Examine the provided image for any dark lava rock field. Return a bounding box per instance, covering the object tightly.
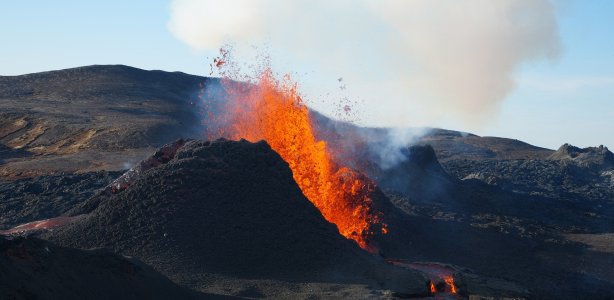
[0,235,206,300]
[1,65,613,299]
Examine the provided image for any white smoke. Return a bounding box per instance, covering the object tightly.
[167,0,560,129]
[368,127,434,170]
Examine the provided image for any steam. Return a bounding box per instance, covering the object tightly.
[371,127,433,170]
[168,0,560,129]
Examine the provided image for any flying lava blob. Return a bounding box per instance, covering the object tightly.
[199,55,386,251]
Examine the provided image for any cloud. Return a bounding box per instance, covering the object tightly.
[168,0,560,128]
[167,0,266,51]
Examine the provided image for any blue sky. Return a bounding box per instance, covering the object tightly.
[485,0,614,149]
[0,0,612,150]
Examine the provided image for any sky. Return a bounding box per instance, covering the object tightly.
[0,0,612,150]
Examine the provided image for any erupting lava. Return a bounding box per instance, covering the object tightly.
[444,276,458,294]
[201,65,386,250]
[430,281,437,294]
[428,277,457,295]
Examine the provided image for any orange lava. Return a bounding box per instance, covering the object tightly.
[444,276,458,294]
[204,70,385,250]
[429,281,437,294]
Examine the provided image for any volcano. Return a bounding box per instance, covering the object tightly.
[40,139,427,297]
[2,65,613,299]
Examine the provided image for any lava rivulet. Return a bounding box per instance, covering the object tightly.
[202,69,386,250]
[444,276,458,294]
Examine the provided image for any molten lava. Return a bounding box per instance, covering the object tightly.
[202,69,386,250]
[444,275,458,294]
[388,260,459,295]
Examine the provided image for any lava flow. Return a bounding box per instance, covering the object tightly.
[388,259,459,295]
[201,67,386,251]
[444,276,458,294]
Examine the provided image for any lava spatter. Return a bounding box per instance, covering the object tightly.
[201,62,386,250]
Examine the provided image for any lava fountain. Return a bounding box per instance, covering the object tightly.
[200,61,386,251]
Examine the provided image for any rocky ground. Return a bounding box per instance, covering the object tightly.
[0,65,210,178]
[0,235,210,300]
[1,65,612,299]
[43,139,429,297]
[313,99,614,299]
[0,171,121,228]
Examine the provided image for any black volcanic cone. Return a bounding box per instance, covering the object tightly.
[368,145,452,193]
[44,139,426,294]
[0,236,204,300]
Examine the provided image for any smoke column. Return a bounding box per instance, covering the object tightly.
[168,0,560,130]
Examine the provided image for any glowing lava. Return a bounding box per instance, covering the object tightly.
[444,275,458,294]
[201,69,386,250]
[388,260,459,295]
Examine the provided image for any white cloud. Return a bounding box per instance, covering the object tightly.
[167,0,266,50]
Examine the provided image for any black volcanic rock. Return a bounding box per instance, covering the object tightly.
[3,65,613,299]
[0,65,214,177]
[0,144,29,164]
[0,65,207,150]
[64,140,188,217]
[44,139,427,294]
[0,236,203,300]
[405,144,447,173]
[362,144,455,204]
[444,142,614,202]
[0,171,121,229]
[549,143,614,169]
[419,133,554,162]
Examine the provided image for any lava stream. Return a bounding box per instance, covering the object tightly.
[201,69,386,250]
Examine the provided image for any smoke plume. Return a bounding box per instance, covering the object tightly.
[168,0,560,129]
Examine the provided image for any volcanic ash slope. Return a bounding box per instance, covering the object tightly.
[0,236,204,300]
[44,139,427,296]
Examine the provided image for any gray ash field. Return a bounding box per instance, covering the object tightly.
[1,65,613,299]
